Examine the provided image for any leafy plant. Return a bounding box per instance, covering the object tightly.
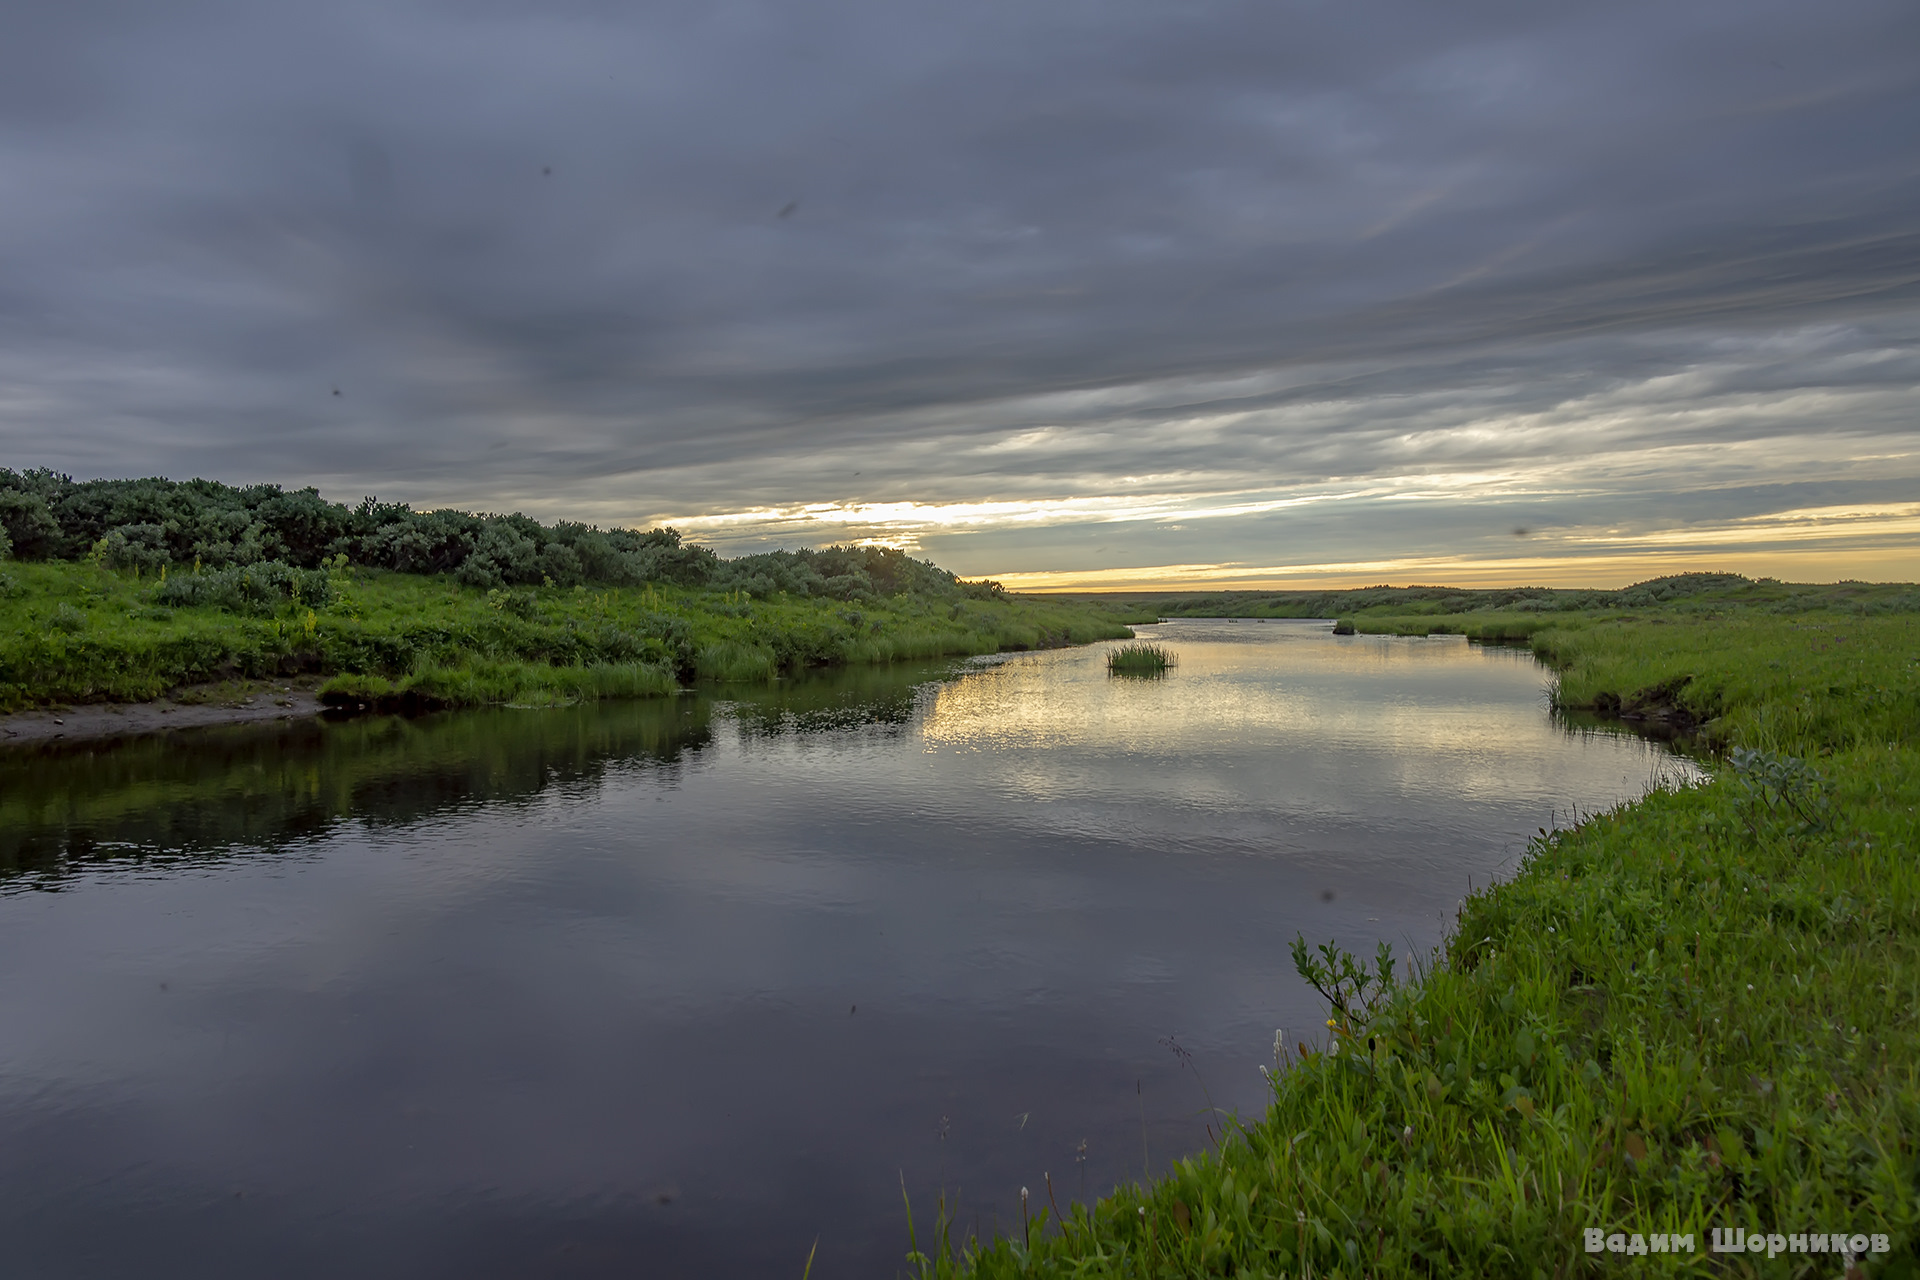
[1289,934,1399,1026]
[484,587,539,619]
[1725,745,1833,839]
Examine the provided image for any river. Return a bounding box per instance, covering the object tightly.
[0,619,1697,1278]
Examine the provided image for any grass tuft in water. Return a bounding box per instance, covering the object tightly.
[1107,643,1174,676]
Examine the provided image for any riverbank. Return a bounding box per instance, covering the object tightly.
[0,560,1142,715]
[0,676,326,745]
[938,609,1919,1276]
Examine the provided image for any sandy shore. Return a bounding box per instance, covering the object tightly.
[0,679,327,747]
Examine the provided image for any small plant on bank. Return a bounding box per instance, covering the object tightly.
[1107,643,1174,676]
[46,602,88,633]
[1725,745,1833,840]
[1289,934,1399,1025]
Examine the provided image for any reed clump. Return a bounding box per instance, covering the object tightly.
[1106,643,1174,676]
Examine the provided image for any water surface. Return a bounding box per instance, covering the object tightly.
[0,621,1694,1277]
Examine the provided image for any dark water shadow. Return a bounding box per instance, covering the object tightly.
[0,659,972,890]
[1549,705,1714,762]
[711,655,970,738]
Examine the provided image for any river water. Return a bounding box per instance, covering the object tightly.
[0,620,1695,1278]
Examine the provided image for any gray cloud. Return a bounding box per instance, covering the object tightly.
[2,0,1917,579]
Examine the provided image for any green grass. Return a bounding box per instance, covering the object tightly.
[1108,642,1176,675]
[316,659,681,711]
[923,606,1920,1278]
[0,559,1136,711]
[1536,614,1920,753]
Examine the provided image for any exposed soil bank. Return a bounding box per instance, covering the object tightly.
[0,679,325,747]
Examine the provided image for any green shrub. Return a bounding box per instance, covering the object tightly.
[97,523,170,573]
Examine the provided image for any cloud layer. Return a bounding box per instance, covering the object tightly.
[3,0,1917,584]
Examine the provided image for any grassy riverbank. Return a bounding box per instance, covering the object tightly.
[0,559,1140,712]
[933,607,1920,1276]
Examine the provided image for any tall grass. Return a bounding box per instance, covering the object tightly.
[841,626,998,666]
[694,640,778,683]
[929,608,1920,1276]
[319,660,680,710]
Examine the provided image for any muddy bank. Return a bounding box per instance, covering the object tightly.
[1586,674,1704,736]
[0,679,325,747]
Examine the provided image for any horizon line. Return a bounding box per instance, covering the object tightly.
[979,547,1920,593]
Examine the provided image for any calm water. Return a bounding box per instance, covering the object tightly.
[0,621,1695,1278]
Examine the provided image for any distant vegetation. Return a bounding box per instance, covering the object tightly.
[1100,571,1920,643]
[0,466,987,600]
[0,469,1141,711]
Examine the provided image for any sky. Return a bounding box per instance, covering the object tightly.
[2,0,1917,589]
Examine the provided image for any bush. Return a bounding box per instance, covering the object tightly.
[0,488,60,559]
[0,468,720,588]
[97,523,170,573]
[0,470,1010,613]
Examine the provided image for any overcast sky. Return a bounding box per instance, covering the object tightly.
[3,0,1917,587]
